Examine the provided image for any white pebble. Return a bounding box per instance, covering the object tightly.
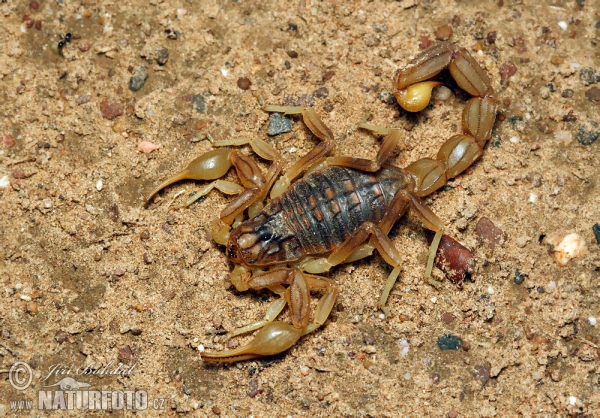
[509,136,519,143]
[515,237,528,248]
[20,295,32,301]
[300,366,310,376]
[569,396,576,405]
[399,340,409,357]
[549,233,586,266]
[548,281,556,291]
[555,131,572,145]
[487,285,494,295]
[558,21,568,31]
[403,373,411,380]
[379,313,385,319]
[197,344,205,352]
[430,297,437,303]
[529,193,538,203]
[434,85,452,101]
[220,66,229,77]
[589,317,597,326]
[0,175,9,188]
[96,180,103,191]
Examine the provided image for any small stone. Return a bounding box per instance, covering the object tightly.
[137,141,160,153]
[442,312,454,324]
[287,50,299,58]
[419,36,431,49]
[317,393,325,401]
[589,317,597,326]
[448,411,458,418]
[536,120,553,134]
[99,100,123,120]
[248,378,259,398]
[475,217,506,249]
[486,31,497,44]
[27,302,37,314]
[562,89,574,98]
[473,365,490,386]
[78,40,91,52]
[131,328,142,336]
[114,268,125,277]
[363,333,376,345]
[212,406,221,415]
[545,233,587,266]
[585,86,600,102]
[539,86,550,99]
[268,113,292,136]
[434,25,453,41]
[322,70,335,82]
[499,62,517,80]
[576,121,599,145]
[592,224,600,245]
[515,237,528,248]
[514,269,526,285]
[140,230,150,240]
[551,55,565,66]
[55,332,68,343]
[34,20,42,30]
[192,94,206,113]
[237,77,251,90]
[30,1,39,9]
[434,85,452,101]
[76,94,90,104]
[378,91,397,105]
[555,130,573,145]
[129,66,148,92]
[313,87,329,98]
[437,334,462,350]
[580,67,598,86]
[156,47,169,65]
[300,366,310,376]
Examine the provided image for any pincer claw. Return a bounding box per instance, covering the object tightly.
[201,322,303,363]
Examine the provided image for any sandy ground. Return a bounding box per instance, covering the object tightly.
[1,0,599,416]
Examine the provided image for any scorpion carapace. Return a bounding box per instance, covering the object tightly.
[146,42,498,362]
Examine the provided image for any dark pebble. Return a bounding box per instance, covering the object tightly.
[284,60,291,70]
[268,113,292,136]
[30,1,39,9]
[378,91,397,105]
[537,120,553,134]
[499,62,517,80]
[248,378,259,398]
[442,312,455,324]
[537,286,545,294]
[585,86,600,102]
[237,77,251,90]
[363,334,376,345]
[288,22,298,31]
[437,334,462,350]
[99,100,123,120]
[592,223,600,245]
[475,217,507,249]
[313,87,329,98]
[473,365,491,386]
[434,25,453,41]
[487,31,497,44]
[514,269,526,285]
[576,120,599,145]
[156,47,169,65]
[287,50,298,58]
[34,20,42,30]
[419,36,431,49]
[192,94,206,113]
[55,332,68,343]
[580,67,599,86]
[129,66,148,91]
[562,89,574,98]
[322,70,335,82]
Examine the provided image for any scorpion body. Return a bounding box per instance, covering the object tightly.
[146,42,498,362]
[228,166,408,267]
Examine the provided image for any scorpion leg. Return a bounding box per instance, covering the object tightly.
[202,268,338,362]
[263,105,335,198]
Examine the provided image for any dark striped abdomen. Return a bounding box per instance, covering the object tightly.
[279,166,403,256]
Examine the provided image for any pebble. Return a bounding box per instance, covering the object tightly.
[442,312,454,324]
[528,193,537,203]
[437,334,462,350]
[514,269,526,285]
[313,87,329,98]
[475,217,506,249]
[237,77,251,90]
[576,122,599,145]
[300,366,310,376]
[499,62,517,80]
[569,396,577,406]
[129,66,148,91]
[545,233,586,266]
[248,378,259,397]
[399,340,409,357]
[268,113,292,136]
[473,364,490,386]
[76,94,90,104]
[192,94,206,113]
[515,237,528,248]
[79,40,91,52]
[585,87,600,102]
[434,85,452,101]
[434,25,453,41]
[212,405,221,415]
[378,91,397,105]
[593,223,600,245]
[30,1,39,9]
[486,31,497,44]
[287,50,298,58]
[322,70,335,82]
[156,47,169,65]
[96,180,103,191]
[138,141,160,153]
[589,317,597,326]
[0,176,9,188]
[448,411,458,418]
[562,89,574,98]
[555,130,573,145]
[580,67,599,86]
[99,100,123,120]
[557,21,568,31]
[363,333,375,345]
[548,281,556,291]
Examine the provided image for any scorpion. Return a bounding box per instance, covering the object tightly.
[146,42,498,362]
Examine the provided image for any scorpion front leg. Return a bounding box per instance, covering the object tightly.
[201,268,339,363]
